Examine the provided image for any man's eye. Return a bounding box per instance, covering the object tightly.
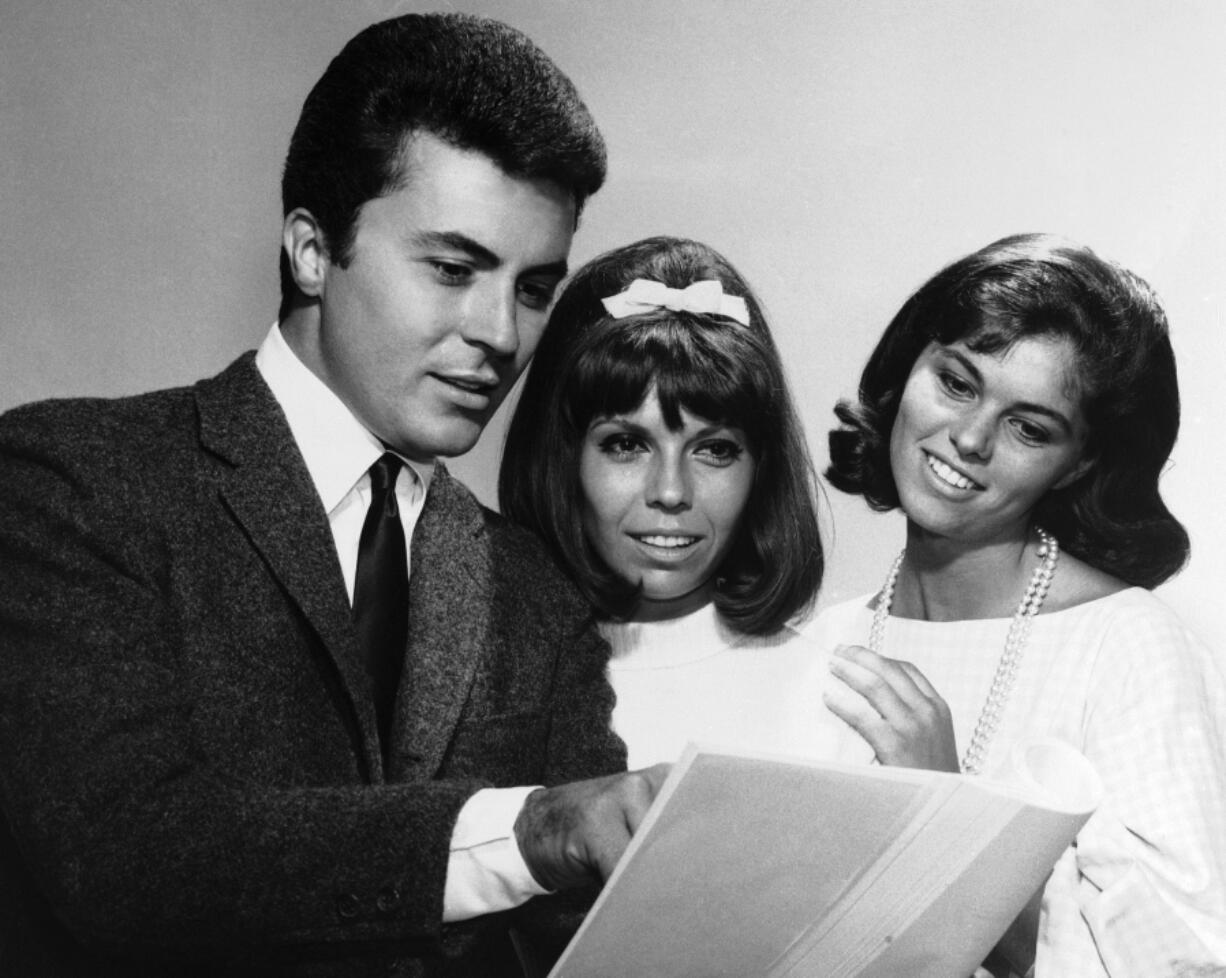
[430,261,471,284]
[518,280,558,311]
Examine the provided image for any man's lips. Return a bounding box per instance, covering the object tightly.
[433,372,500,407]
[434,372,499,393]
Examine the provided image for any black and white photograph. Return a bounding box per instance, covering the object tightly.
[2,3,1223,975]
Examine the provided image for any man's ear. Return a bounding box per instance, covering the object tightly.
[282,208,329,298]
[1052,454,1094,491]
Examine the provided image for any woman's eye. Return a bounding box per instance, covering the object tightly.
[1011,418,1050,445]
[695,439,744,466]
[597,434,645,458]
[938,370,974,398]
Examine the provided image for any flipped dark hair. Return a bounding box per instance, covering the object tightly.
[827,232,1188,588]
[278,12,606,320]
[500,236,824,635]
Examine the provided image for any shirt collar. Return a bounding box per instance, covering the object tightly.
[254,323,434,514]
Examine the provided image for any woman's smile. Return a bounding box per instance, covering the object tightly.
[579,386,755,611]
[923,451,984,492]
[633,533,702,552]
[890,336,1091,544]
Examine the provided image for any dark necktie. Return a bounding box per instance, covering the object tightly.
[353,453,409,751]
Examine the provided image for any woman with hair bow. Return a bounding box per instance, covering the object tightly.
[499,235,851,768]
[814,233,1226,976]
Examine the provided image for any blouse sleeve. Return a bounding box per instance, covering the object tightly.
[1065,599,1226,976]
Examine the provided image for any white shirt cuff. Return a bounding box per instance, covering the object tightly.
[443,785,551,922]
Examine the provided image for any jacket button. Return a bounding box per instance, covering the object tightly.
[335,892,361,920]
[376,885,403,914]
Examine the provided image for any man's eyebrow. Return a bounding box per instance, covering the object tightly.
[527,257,570,280]
[409,230,568,278]
[410,230,499,266]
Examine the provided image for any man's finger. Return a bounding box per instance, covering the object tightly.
[624,763,670,834]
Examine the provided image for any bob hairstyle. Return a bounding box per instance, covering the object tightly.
[827,232,1188,588]
[500,236,823,635]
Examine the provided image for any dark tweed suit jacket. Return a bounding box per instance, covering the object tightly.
[0,353,625,977]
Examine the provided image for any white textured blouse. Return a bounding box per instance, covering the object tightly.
[807,588,1226,977]
[601,603,871,770]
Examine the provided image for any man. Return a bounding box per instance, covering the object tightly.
[0,14,662,977]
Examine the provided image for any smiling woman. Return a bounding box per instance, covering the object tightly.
[889,334,1092,551]
[499,236,852,769]
[578,390,756,621]
[813,233,1226,976]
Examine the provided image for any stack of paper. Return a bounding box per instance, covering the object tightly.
[549,739,1100,978]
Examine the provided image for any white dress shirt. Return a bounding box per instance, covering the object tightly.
[255,324,546,922]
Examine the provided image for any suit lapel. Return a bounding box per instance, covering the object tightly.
[194,354,383,772]
[390,465,489,782]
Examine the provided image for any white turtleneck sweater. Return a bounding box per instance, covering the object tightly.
[601,603,869,769]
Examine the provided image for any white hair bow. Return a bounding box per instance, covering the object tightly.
[600,278,750,326]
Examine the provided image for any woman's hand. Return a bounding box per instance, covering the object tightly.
[824,644,960,772]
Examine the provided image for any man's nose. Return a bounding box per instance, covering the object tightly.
[464,285,519,357]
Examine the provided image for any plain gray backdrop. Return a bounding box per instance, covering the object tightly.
[2,0,1223,653]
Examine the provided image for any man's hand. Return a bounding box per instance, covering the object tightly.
[825,644,960,772]
[513,765,671,891]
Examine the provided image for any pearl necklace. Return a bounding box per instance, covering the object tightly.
[869,528,1059,775]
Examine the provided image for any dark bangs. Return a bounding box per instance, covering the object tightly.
[562,314,772,447]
